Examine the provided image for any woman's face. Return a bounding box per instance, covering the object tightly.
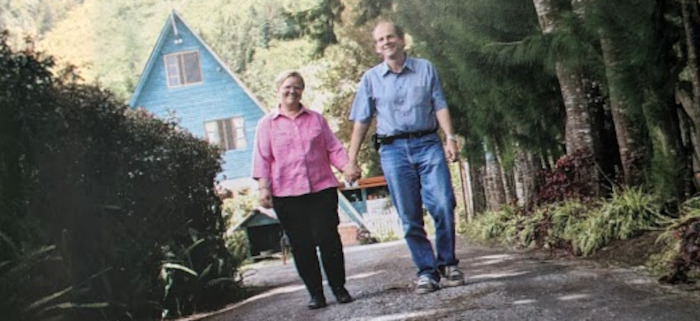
[277,76,304,106]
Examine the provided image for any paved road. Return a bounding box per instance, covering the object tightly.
[187,238,700,321]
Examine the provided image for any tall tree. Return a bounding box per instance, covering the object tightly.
[593,0,649,185]
[533,0,596,155]
[677,0,700,179]
[641,0,692,201]
[392,0,565,205]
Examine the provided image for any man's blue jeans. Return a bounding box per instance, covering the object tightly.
[379,133,458,281]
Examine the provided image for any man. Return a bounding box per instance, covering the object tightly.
[344,20,465,294]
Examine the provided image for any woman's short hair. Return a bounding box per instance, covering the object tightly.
[274,70,305,90]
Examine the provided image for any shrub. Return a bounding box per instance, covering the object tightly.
[519,201,587,252]
[464,187,665,258]
[573,187,663,256]
[657,196,700,284]
[0,32,241,320]
[464,206,519,243]
[531,149,598,207]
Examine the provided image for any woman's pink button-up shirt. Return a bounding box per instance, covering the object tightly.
[252,107,348,197]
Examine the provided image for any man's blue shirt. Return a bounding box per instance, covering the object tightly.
[349,57,448,136]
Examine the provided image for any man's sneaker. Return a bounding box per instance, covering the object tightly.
[440,265,465,287]
[415,275,439,294]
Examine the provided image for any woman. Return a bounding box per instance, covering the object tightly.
[252,71,353,309]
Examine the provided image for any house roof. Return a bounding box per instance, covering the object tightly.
[128,9,267,114]
[232,206,279,231]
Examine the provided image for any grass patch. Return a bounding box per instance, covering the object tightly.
[463,187,693,280]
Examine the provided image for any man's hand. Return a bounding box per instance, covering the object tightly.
[444,139,459,163]
[343,161,362,183]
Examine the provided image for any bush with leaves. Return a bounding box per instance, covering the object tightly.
[466,187,665,257]
[657,196,700,284]
[464,206,520,243]
[531,149,599,207]
[572,188,663,256]
[0,32,242,320]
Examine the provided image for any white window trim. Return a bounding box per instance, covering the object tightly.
[164,50,203,88]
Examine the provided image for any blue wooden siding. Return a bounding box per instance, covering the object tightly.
[130,13,265,182]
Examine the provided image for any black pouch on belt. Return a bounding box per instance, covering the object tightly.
[372,133,381,151]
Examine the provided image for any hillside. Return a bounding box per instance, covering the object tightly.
[9,0,323,104]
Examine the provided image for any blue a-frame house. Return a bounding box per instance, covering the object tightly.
[129,10,266,190]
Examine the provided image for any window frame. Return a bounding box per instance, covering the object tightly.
[164,50,203,87]
[204,116,247,151]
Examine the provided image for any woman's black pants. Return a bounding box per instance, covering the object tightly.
[272,188,346,296]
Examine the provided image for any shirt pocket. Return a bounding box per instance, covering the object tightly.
[271,129,294,154]
[305,123,324,148]
[408,85,430,107]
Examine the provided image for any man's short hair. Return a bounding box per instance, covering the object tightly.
[375,20,405,39]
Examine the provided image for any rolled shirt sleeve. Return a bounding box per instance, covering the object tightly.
[349,57,448,136]
[251,116,272,181]
[320,116,349,171]
[252,107,348,197]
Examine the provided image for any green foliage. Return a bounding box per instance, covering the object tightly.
[0,245,100,321]
[656,196,700,284]
[221,191,259,261]
[160,234,241,319]
[0,35,241,320]
[394,0,565,166]
[283,0,344,56]
[466,188,664,257]
[225,231,251,265]
[0,0,83,48]
[573,188,663,256]
[464,206,519,243]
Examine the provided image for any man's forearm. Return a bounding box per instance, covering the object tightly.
[435,108,455,136]
[348,122,370,162]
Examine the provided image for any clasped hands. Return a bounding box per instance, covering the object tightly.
[342,161,362,185]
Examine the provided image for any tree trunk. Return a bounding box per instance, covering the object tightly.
[514,146,538,207]
[642,0,693,201]
[534,0,605,197]
[494,145,516,205]
[469,163,488,215]
[533,0,596,155]
[459,160,474,222]
[599,33,646,185]
[679,0,700,183]
[484,150,506,211]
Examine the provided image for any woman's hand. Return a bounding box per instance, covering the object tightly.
[342,161,362,183]
[258,186,273,209]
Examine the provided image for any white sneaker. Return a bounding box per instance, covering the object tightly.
[415,275,439,294]
[441,265,465,287]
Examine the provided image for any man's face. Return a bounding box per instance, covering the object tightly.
[373,22,405,60]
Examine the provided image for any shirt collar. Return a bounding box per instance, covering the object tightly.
[380,57,414,76]
[272,104,308,119]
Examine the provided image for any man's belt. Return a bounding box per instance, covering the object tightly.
[372,129,437,150]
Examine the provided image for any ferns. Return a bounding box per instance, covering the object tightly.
[467,187,663,256]
[465,206,519,242]
[575,188,663,255]
[655,196,700,283]
[466,189,700,283]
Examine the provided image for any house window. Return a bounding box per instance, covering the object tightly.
[164,51,202,87]
[205,117,247,150]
